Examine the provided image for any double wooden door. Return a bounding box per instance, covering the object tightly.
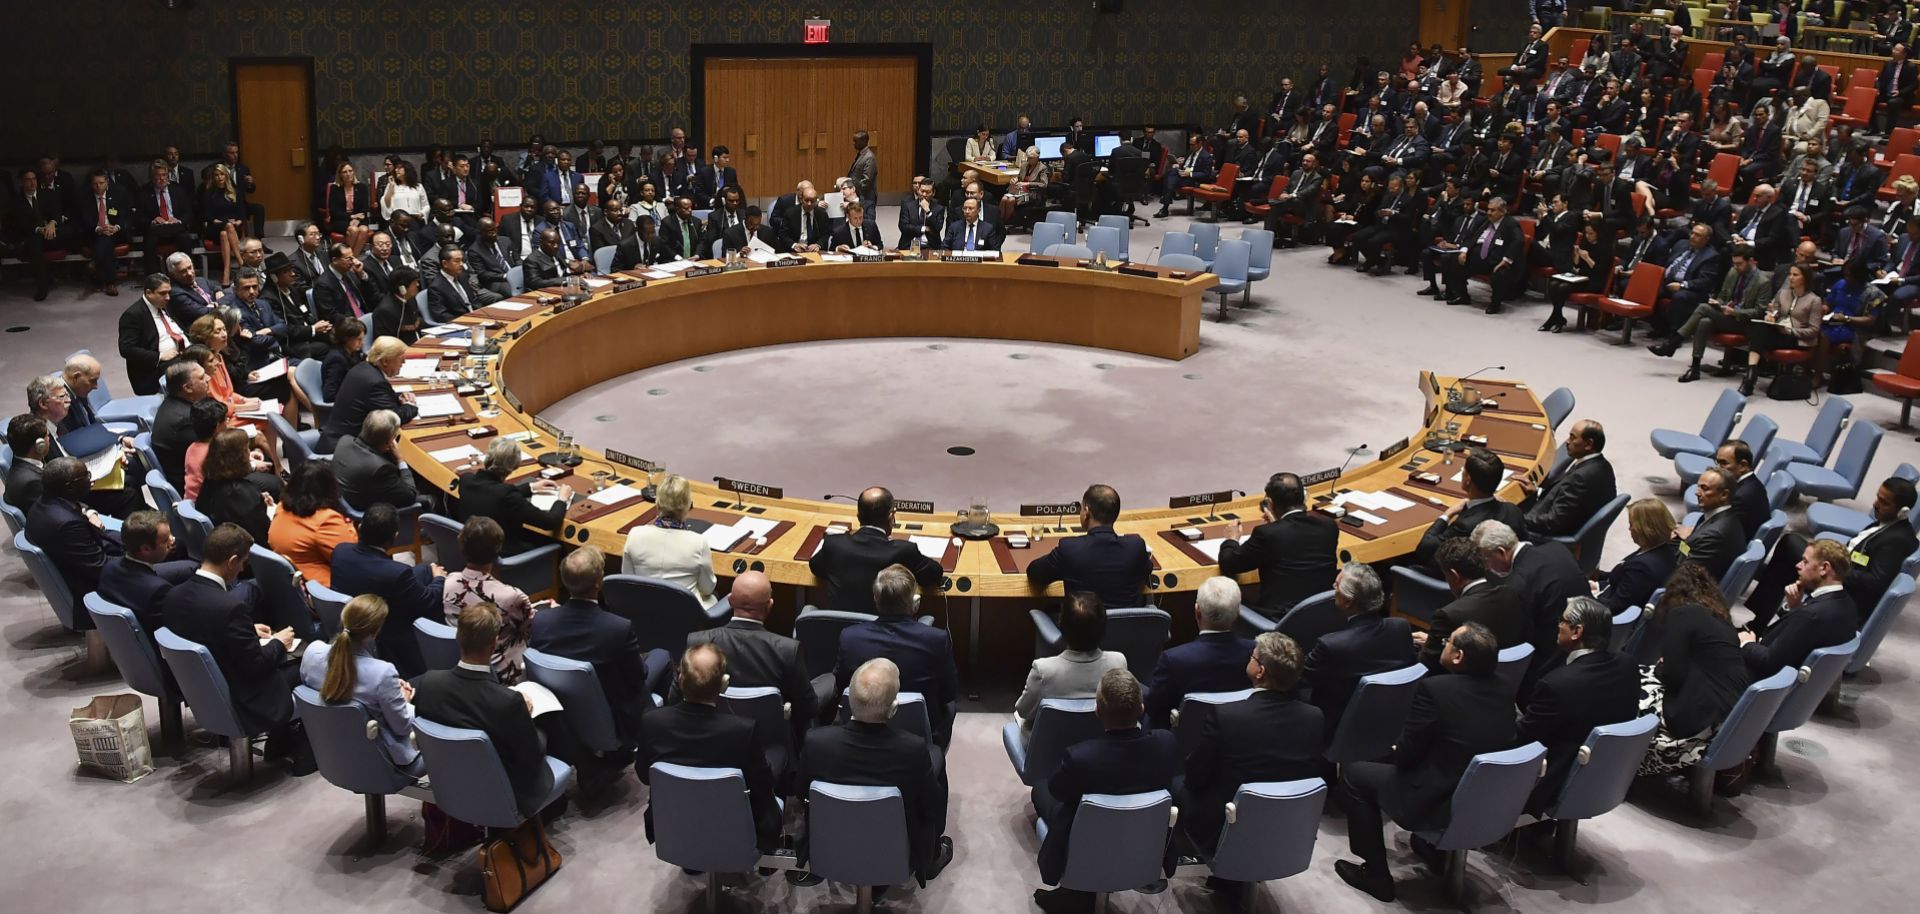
[703,57,917,199]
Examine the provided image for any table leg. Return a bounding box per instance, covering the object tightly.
[968,596,982,701]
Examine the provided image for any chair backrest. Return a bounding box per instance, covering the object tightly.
[1390,565,1451,624]
[247,544,310,637]
[1173,689,1253,758]
[1190,222,1221,261]
[1495,642,1534,695]
[836,689,933,742]
[1096,214,1130,235]
[1213,238,1251,282]
[592,245,616,274]
[1852,572,1913,674]
[0,499,22,537]
[1056,790,1175,893]
[267,411,319,470]
[1542,386,1576,431]
[1564,493,1631,575]
[1756,510,1788,554]
[648,763,765,873]
[1432,741,1546,851]
[793,608,877,680]
[413,617,459,670]
[1274,590,1343,654]
[1208,779,1326,883]
[1719,540,1766,605]
[1325,663,1426,762]
[1734,413,1780,464]
[1802,395,1854,463]
[1044,210,1078,236]
[602,573,711,656]
[412,717,528,829]
[1240,228,1274,271]
[1158,253,1207,275]
[418,513,465,571]
[719,685,791,750]
[293,359,330,414]
[304,579,351,641]
[1765,470,1796,512]
[1699,666,1799,772]
[1832,420,1885,492]
[1700,387,1746,443]
[523,647,623,752]
[358,313,376,353]
[292,685,418,796]
[1896,331,1920,380]
[506,264,525,295]
[1103,607,1172,674]
[1160,231,1195,261]
[1546,715,1658,821]
[1609,604,1643,653]
[1769,634,1861,734]
[808,782,913,888]
[1031,221,1068,256]
[1045,243,1095,259]
[154,627,251,739]
[13,531,83,631]
[1019,697,1104,781]
[84,592,173,699]
[1086,226,1124,262]
[144,468,180,524]
[132,432,161,478]
[413,290,431,326]
[174,499,213,561]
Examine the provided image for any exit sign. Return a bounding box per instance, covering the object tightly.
[804,19,830,43]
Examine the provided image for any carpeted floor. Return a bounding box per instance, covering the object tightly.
[1,206,1916,913]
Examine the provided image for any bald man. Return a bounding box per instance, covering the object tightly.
[639,643,782,852]
[808,486,943,613]
[687,570,824,746]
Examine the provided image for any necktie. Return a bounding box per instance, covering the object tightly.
[800,214,809,243]
[156,306,185,351]
[1731,270,1748,302]
[457,180,467,207]
[1479,224,1495,257]
[449,273,468,303]
[853,226,863,248]
[1904,242,1917,275]
[1669,249,1694,280]
[1796,183,1809,210]
[97,196,108,229]
[193,281,211,306]
[715,167,723,191]
[158,189,171,221]
[337,273,363,317]
[1850,232,1862,257]
[966,223,977,251]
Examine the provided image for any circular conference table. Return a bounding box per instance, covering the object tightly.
[395,252,1556,611]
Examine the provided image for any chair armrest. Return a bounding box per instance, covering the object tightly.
[1029,608,1064,653]
[1237,604,1278,634]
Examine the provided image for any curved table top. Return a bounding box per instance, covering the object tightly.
[396,253,1554,598]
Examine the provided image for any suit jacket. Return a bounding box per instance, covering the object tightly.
[1037,728,1179,884]
[8,186,64,240]
[73,189,133,243]
[149,394,196,490]
[1732,202,1794,265]
[611,232,671,270]
[414,664,553,817]
[1780,176,1833,225]
[331,434,417,511]
[1303,613,1417,732]
[799,720,944,877]
[660,213,706,260]
[136,182,193,232]
[4,459,43,512]
[640,702,780,850]
[944,217,1003,251]
[1015,649,1128,726]
[828,220,885,251]
[1509,541,1594,651]
[522,249,570,288]
[1181,690,1324,851]
[369,293,420,345]
[1386,672,1517,831]
[1683,505,1746,580]
[808,525,943,613]
[467,235,519,283]
[1422,579,1531,668]
[97,556,197,636]
[1597,542,1681,613]
[1880,58,1920,99]
[720,223,780,256]
[589,216,633,253]
[1026,526,1152,610]
[167,276,223,329]
[455,471,567,556]
[1416,498,1528,569]
[426,269,489,323]
[324,182,370,235]
[360,253,401,297]
[691,164,741,207]
[311,267,376,323]
[1523,454,1617,539]
[848,148,878,203]
[329,542,440,678]
[1843,518,1919,617]
[160,574,291,732]
[1144,631,1255,728]
[318,360,416,453]
[530,598,655,742]
[1834,224,1891,269]
[1517,650,1642,812]
[898,200,946,248]
[687,618,818,728]
[24,495,124,599]
[1732,473,1770,541]
[1217,510,1339,613]
[833,616,960,746]
[1662,243,1723,297]
[1744,589,1858,677]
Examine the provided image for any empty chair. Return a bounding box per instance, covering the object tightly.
[1757,634,1862,775]
[1159,231,1196,261]
[1323,664,1426,763]
[413,617,459,670]
[1200,778,1325,884]
[358,313,375,353]
[808,782,913,912]
[1036,790,1174,906]
[1190,221,1221,266]
[1029,606,1171,676]
[418,512,561,598]
[305,580,351,641]
[12,531,91,640]
[1044,210,1078,239]
[1673,413,1779,487]
[648,762,775,908]
[1537,715,1659,868]
[413,717,573,832]
[1045,243,1095,260]
[1769,395,1853,465]
[794,607,877,681]
[1239,228,1274,283]
[293,358,331,428]
[1096,214,1133,258]
[1784,420,1884,502]
[1413,742,1548,900]
[0,498,22,536]
[1086,225,1125,262]
[1850,573,1915,674]
[292,685,433,845]
[592,245,616,274]
[1390,566,1452,624]
[1272,590,1344,653]
[247,545,314,639]
[1805,463,1920,537]
[1542,386,1576,431]
[266,411,325,469]
[522,648,625,754]
[1206,238,1250,316]
[1650,388,1745,458]
[144,468,180,525]
[85,593,184,751]
[506,264,525,295]
[154,627,267,783]
[1553,493,1630,575]
[1494,643,1534,695]
[1031,220,1068,256]
[1755,510,1788,553]
[1609,605,1644,653]
[1004,698,1102,785]
[174,499,213,561]
[1686,666,1798,815]
[1720,540,1765,606]
[601,573,727,657]
[1171,689,1254,758]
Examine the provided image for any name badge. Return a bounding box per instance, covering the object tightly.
[1851,550,1871,566]
[1678,540,1691,556]
[1494,239,1505,246]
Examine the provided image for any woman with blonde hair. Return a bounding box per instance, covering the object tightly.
[1594,498,1681,612]
[621,474,721,609]
[300,594,425,776]
[198,165,249,286]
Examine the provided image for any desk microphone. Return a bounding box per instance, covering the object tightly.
[1445,365,1506,416]
[1337,443,1371,478]
[822,493,857,503]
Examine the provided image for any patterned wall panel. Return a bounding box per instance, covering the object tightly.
[9,0,1412,161]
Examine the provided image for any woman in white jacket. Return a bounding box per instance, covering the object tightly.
[621,474,719,607]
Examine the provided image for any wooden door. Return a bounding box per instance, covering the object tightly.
[704,56,917,199]
[231,61,312,221]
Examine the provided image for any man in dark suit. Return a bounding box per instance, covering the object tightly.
[1740,539,1860,676]
[1335,622,1516,902]
[1653,223,1725,335]
[529,548,672,747]
[1176,632,1324,881]
[1441,195,1525,312]
[640,642,781,851]
[1748,476,1916,631]
[775,188,832,254]
[329,502,442,678]
[829,201,886,251]
[810,487,943,614]
[660,197,706,261]
[522,228,581,288]
[164,251,223,328]
[1877,43,1920,133]
[945,197,1003,252]
[136,160,194,274]
[318,339,418,454]
[1729,184,1794,271]
[75,171,132,294]
[1734,105,1785,201]
[793,657,953,888]
[719,205,782,256]
[414,601,556,819]
[767,179,811,240]
[466,217,518,297]
[898,181,946,250]
[1833,143,1884,213]
[23,457,124,600]
[1477,521,1590,655]
[1145,576,1256,728]
[1218,472,1339,617]
[4,416,52,513]
[425,247,502,323]
[1156,133,1217,216]
[687,571,820,744]
[11,168,69,300]
[96,510,198,637]
[1713,440,1771,541]
[1415,448,1528,569]
[369,267,423,345]
[1418,538,1531,669]
[1660,248,1776,378]
[1682,466,1747,581]
[1027,484,1152,610]
[1517,420,1616,541]
[692,145,742,209]
[311,242,378,323]
[1264,153,1324,243]
[1779,158,1835,241]
[498,199,542,264]
[588,198,633,253]
[160,523,300,742]
[1032,669,1178,914]
[1830,205,1891,274]
[612,216,672,271]
[149,360,208,490]
[360,231,404,296]
[832,565,960,747]
[1517,598,1642,814]
[1305,562,1416,733]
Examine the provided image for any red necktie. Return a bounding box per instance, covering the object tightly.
[97,196,108,229]
[159,189,172,221]
[338,273,363,317]
[156,306,185,350]
[1851,233,1862,257]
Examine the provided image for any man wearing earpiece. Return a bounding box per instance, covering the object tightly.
[832,565,961,747]
[809,486,944,614]
[639,643,782,853]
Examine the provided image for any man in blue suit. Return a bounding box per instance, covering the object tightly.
[1304,562,1416,735]
[1026,484,1152,610]
[833,564,961,747]
[23,458,123,601]
[1145,577,1256,728]
[528,547,672,749]
[1155,133,1216,216]
[96,510,198,637]
[532,149,581,208]
[1032,668,1179,914]
[330,503,444,678]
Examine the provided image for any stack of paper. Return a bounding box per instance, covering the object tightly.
[421,324,467,337]
[589,484,642,505]
[398,359,442,378]
[746,250,782,264]
[414,394,464,418]
[429,443,483,464]
[908,535,951,561]
[703,523,750,552]
[240,398,281,418]
[655,260,698,273]
[529,493,563,513]
[489,301,536,313]
[251,358,289,382]
[1192,535,1251,562]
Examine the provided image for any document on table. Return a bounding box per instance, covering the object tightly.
[851,244,882,256]
[530,493,562,513]
[1347,510,1389,526]
[589,484,642,505]
[908,535,951,561]
[746,249,781,264]
[582,276,612,288]
[819,254,854,262]
[810,525,851,557]
[488,301,535,312]
[655,260,698,273]
[250,358,288,382]
[398,359,442,378]
[421,324,467,337]
[414,394,464,418]
[733,516,781,539]
[703,523,750,552]
[1192,535,1250,561]
[1449,467,1515,487]
[429,443,482,464]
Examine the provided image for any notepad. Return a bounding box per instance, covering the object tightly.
[643,270,673,279]
[733,516,780,539]
[398,359,442,378]
[511,681,563,717]
[908,535,951,561]
[703,523,749,552]
[421,324,467,337]
[414,394,464,418]
[655,260,698,273]
[582,276,612,288]
[1191,536,1250,561]
[589,484,641,505]
[489,301,535,312]
[819,254,854,262]
[529,493,562,513]
[429,443,483,464]
[251,357,288,381]
[239,398,281,419]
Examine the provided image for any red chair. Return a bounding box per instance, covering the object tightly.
[1699,152,1738,195]
[1593,261,1664,344]
[1833,84,1879,130]
[1185,162,1240,219]
[1241,175,1288,219]
[1336,113,1357,149]
[1594,132,1622,159]
[1879,128,1920,167]
[1879,154,1920,200]
[1692,67,1714,97]
[1871,331,1920,427]
[1700,52,1725,75]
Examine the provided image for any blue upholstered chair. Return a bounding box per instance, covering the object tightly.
[1649,388,1745,458]
[1003,697,1102,786]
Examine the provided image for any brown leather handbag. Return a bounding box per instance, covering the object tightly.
[481,819,562,911]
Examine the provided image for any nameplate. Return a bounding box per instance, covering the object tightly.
[721,261,750,272]
[502,388,522,411]
[1168,490,1236,510]
[1016,254,1061,267]
[530,415,561,438]
[894,499,936,514]
[1300,466,1343,487]
[1021,502,1082,517]
[716,476,783,500]
[853,253,888,263]
[611,278,645,291]
[605,449,658,473]
[1380,437,1411,462]
[1117,265,1161,278]
[682,265,724,278]
[767,257,809,269]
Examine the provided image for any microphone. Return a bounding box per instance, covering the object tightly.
[1338,443,1371,478]
[822,493,857,503]
[1445,365,1506,416]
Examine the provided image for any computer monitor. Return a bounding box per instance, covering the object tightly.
[1094,134,1123,156]
[1033,136,1067,160]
